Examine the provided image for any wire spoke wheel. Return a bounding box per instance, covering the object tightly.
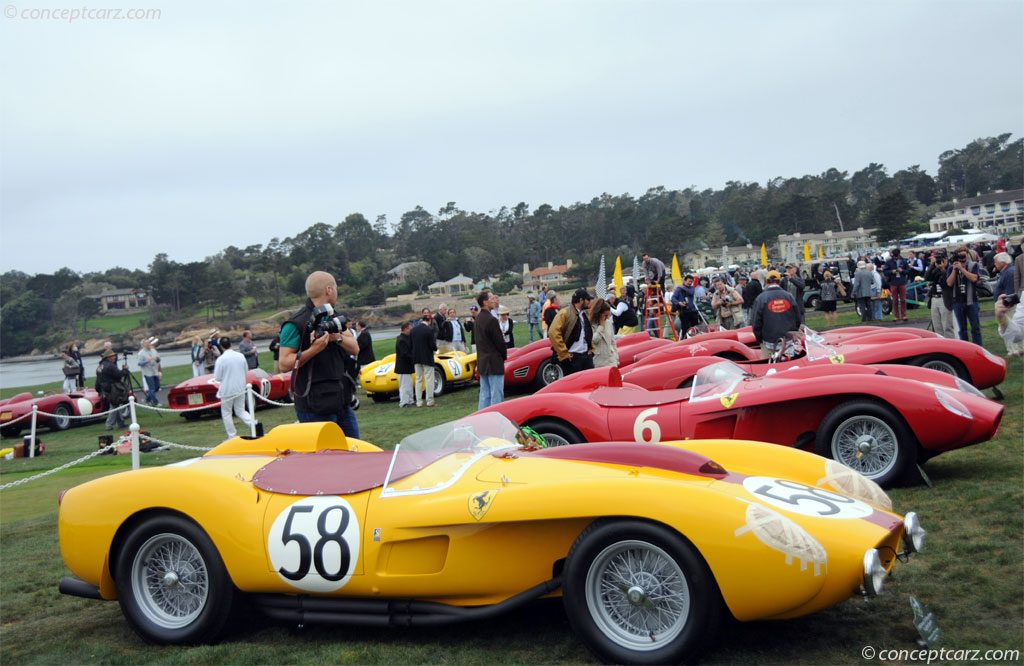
[831,415,898,478]
[585,540,690,651]
[51,403,72,430]
[540,361,563,386]
[131,533,210,630]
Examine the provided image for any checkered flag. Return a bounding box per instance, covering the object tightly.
[595,255,607,299]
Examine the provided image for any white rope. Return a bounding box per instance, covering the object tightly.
[253,393,292,408]
[0,411,34,426]
[0,443,117,491]
[143,435,213,452]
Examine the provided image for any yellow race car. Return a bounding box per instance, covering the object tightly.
[57,414,925,664]
[360,350,476,401]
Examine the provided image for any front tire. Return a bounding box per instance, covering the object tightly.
[50,403,72,430]
[815,399,915,487]
[528,418,583,447]
[534,358,563,389]
[115,515,235,645]
[563,520,721,665]
[370,392,390,403]
[909,354,970,382]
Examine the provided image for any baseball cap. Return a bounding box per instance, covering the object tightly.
[469,305,478,311]
[766,270,782,282]
[572,288,594,303]
[527,293,536,299]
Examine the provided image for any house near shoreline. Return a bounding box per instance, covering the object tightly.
[522,260,574,290]
[89,287,151,313]
[427,273,475,296]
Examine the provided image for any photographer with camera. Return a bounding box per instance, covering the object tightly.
[279,271,361,437]
[710,276,744,330]
[945,245,983,345]
[201,336,221,374]
[97,348,130,430]
[993,253,1022,356]
[926,252,956,339]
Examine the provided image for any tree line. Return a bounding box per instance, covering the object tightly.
[2,133,1020,357]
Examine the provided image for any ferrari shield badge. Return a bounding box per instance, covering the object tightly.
[720,393,739,408]
[829,354,845,364]
[468,489,499,521]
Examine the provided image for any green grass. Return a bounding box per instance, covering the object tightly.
[0,321,1020,664]
[84,312,151,335]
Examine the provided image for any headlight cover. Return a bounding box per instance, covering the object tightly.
[863,548,887,596]
[902,511,926,554]
[954,377,986,398]
[935,388,972,419]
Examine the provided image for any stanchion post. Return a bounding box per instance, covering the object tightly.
[128,395,140,470]
[29,405,38,458]
[129,423,141,471]
[247,384,257,438]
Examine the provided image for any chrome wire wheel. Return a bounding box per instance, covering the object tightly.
[921,358,957,375]
[830,414,899,479]
[540,361,563,386]
[131,533,210,630]
[541,432,572,447]
[584,539,691,652]
[51,403,72,430]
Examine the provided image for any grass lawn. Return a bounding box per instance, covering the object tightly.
[0,321,1020,664]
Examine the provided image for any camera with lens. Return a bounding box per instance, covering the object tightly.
[308,304,348,339]
[953,252,968,264]
[1004,294,1021,307]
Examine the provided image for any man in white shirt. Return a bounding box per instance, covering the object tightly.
[213,336,256,439]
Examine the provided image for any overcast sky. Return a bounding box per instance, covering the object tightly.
[2,0,1021,276]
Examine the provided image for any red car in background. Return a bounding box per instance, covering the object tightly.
[167,369,292,419]
[0,389,108,437]
[626,326,1006,390]
[479,361,1003,487]
[503,332,671,390]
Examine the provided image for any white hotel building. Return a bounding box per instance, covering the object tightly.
[929,189,1024,236]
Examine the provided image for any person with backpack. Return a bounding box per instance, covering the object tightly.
[97,349,130,430]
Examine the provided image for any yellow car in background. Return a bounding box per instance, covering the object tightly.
[360,350,477,402]
[57,413,924,663]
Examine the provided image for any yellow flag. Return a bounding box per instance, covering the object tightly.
[803,242,811,262]
[760,243,768,266]
[818,245,824,259]
[671,253,682,284]
[613,256,624,293]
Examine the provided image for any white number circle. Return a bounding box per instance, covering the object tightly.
[447,359,463,378]
[743,477,872,519]
[633,407,661,444]
[268,496,360,592]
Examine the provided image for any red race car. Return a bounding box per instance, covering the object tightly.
[626,326,1006,390]
[503,332,671,390]
[0,389,108,438]
[167,370,292,419]
[479,360,1003,487]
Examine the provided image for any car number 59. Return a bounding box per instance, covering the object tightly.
[268,496,360,592]
[742,477,872,519]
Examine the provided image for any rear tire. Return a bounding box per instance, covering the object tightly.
[0,426,21,439]
[182,411,202,422]
[370,392,390,403]
[115,515,235,645]
[527,418,583,447]
[563,520,721,665]
[50,403,72,431]
[815,399,915,488]
[433,365,447,396]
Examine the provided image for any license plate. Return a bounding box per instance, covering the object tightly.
[187,394,204,406]
[0,412,11,421]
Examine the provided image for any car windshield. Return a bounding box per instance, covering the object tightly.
[380,412,530,497]
[689,361,746,402]
[805,336,840,362]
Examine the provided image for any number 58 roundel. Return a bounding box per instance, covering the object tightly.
[267,496,361,592]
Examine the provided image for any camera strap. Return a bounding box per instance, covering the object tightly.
[289,350,314,399]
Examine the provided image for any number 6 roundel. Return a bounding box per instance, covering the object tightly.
[268,496,360,592]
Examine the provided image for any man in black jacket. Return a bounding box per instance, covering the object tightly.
[97,349,130,430]
[750,271,802,359]
[475,289,507,408]
[278,271,361,437]
[782,263,806,323]
[926,252,955,338]
[394,320,415,407]
[355,321,375,368]
[410,312,438,407]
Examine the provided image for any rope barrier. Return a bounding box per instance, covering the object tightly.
[143,435,214,452]
[0,443,117,491]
